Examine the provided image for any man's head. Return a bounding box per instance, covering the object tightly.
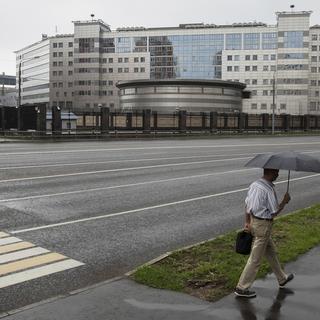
[263,168,279,182]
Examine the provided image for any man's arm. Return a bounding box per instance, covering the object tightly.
[244,208,251,230]
[273,192,291,216]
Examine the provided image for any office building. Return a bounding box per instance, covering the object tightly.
[15,10,320,114]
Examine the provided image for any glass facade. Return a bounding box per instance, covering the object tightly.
[226,33,242,50]
[262,32,277,49]
[244,33,260,50]
[283,31,304,48]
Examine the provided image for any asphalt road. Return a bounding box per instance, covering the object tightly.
[0,136,320,312]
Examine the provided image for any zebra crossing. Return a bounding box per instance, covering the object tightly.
[0,231,84,289]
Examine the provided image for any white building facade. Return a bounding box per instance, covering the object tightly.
[15,10,320,115]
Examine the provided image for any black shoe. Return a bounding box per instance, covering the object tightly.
[279,273,294,288]
[234,287,257,298]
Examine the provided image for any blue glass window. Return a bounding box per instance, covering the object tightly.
[244,33,260,50]
[262,33,277,49]
[116,37,132,53]
[226,34,242,50]
[283,31,304,48]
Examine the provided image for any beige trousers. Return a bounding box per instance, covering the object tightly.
[237,217,287,290]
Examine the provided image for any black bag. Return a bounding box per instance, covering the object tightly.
[235,230,253,255]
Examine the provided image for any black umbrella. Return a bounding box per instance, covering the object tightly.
[245,151,320,191]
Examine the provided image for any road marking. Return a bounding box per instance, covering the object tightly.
[10,173,320,234]
[0,259,84,289]
[0,233,84,289]
[0,247,50,264]
[0,253,66,276]
[0,232,9,238]
[0,152,259,170]
[0,168,256,203]
[0,157,252,184]
[0,141,320,156]
[0,242,35,254]
[0,237,21,246]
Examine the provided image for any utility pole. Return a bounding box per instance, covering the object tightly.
[272,72,276,135]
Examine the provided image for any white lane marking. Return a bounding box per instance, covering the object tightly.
[0,259,84,289]
[10,173,320,234]
[1,150,318,171]
[0,152,259,170]
[0,141,320,156]
[0,237,21,246]
[0,168,257,203]
[0,247,50,264]
[0,157,252,184]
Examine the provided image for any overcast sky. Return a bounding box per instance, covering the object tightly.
[1,0,319,75]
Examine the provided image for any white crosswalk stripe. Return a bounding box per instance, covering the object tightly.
[0,231,84,289]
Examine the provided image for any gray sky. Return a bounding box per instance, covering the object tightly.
[1,0,320,75]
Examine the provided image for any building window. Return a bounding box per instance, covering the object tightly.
[270,65,276,71]
[234,55,240,61]
[311,45,317,51]
[270,54,276,60]
[58,52,63,57]
[53,71,57,76]
[118,68,123,73]
[245,55,250,60]
[252,79,258,85]
[263,55,269,60]
[108,81,113,85]
[252,55,258,60]
[227,66,232,72]
[68,82,73,87]
[124,57,129,63]
[58,71,63,76]
[251,103,258,110]
[68,61,73,66]
[68,42,73,47]
[140,67,145,72]
[284,31,304,48]
[140,57,145,63]
[234,66,239,72]
[311,56,318,62]
[53,61,57,67]
[53,43,57,48]
[244,79,250,84]
[263,90,268,96]
[263,79,269,85]
[58,61,63,66]
[262,32,277,49]
[68,51,73,57]
[261,103,267,110]
[227,55,232,61]
[58,42,63,48]
[53,52,58,57]
[109,68,113,73]
[124,67,129,73]
[226,33,242,50]
[252,66,258,71]
[251,90,257,96]
[263,65,269,71]
[118,58,123,63]
[134,57,139,63]
[245,66,250,71]
[134,67,139,73]
[244,33,260,50]
[311,34,318,41]
[108,58,113,63]
[68,70,73,76]
[280,103,286,110]
[53,82,57,88]
[311,67,317,73]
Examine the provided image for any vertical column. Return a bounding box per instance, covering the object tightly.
[262,113,269,132]
[153,111,158,131]
[178,110,187,133]
[0,107,4,132]
[17,107,22,131]
[210,111,218,133]
[126,113,132,130]
[52,106,62,135]
[282,114,291,132]
[36,104,47,135]
[100,107,110,134]
[238,112,247,133]
[143,109,151,133]
[201,112,206,130]
[303,115,310,131]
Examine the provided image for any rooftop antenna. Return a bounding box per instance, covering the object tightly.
[91,13,95,21]
[290,4,295,12]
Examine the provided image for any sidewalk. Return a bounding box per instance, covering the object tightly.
[3,246,320,320]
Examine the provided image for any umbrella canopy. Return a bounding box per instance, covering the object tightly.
[245,151,320,173]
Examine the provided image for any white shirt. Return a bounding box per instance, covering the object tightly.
[245,178,279,219]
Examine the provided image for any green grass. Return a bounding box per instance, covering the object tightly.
[132,204,320,301]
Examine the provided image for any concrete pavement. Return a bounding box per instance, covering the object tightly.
[3,246,319,320]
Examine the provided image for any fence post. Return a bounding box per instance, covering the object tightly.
[238,112,247,133]
[303,114,310,131]
[210,111,218,133]
[52,106,62,135]
[36,104,47,135]
[179,110,187,133]
[126,113,132,130]
[143,109,151,133]
[0,107,4,132]
[262,113,269,132]
[282,114,291,132]
[100,107,110,134]
[153,111,158,131]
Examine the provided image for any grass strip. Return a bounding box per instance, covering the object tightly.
[132,204,320,302]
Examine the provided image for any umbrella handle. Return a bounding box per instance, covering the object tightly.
[287,170,291,193]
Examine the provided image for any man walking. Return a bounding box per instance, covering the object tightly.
[234,168,294,298]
